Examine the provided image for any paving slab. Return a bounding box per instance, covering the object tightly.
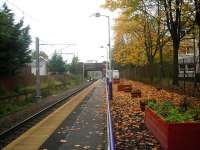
[40,80,106,150]
[3,82,96,150]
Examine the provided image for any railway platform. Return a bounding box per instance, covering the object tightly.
[3,80,106,150]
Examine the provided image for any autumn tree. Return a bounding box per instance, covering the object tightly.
[103,0,169,67]
[104,0,196,85]
[194,0,200,65]
[112,14,146,66]
[148,0,171,80]
[162,0,195,85]
[195,0,200,24]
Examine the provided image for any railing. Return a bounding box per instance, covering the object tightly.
[106,82,115,150]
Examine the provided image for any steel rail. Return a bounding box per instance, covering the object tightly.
[0,81,94,143]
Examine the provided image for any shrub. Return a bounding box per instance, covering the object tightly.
[147,100,200,123]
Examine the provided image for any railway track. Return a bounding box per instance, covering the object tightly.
[0,81,94,149]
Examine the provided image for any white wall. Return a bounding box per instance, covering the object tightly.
[31,61,48,76]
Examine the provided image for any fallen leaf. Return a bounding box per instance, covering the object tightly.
[83,145,91,149]
[59,139,67,143]
[74,144,80,147]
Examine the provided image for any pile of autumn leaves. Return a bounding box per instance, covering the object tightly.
[111,80,200,150]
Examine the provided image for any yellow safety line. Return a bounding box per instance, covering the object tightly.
[3,81,97,150]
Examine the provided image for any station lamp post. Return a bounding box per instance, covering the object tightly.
[94,12,112,100]
[82,62,85,83]
[35,37,41,99]
[100,46,109,80]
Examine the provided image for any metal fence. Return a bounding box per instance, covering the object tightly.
[106,82,115,150]
[119,63,200,96]
[120,63,173,84]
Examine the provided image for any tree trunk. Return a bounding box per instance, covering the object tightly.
[159,47,164,81]
[199,25,200,67]
[149,57,154,83]
[157,0,164,83]
[172,40,179,86]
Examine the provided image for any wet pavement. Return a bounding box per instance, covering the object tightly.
[40,80,106,150]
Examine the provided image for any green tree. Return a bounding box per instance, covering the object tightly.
[0,4,31,76]
[69,56,79,74]
[48,52,66,73]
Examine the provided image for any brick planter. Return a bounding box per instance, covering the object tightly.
[117,84,132,92]
[145,107,200,150]
[131,90,141,98]
[139,100,146,111]
[113,79,120,84]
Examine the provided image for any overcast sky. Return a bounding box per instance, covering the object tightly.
[1,0,118,63]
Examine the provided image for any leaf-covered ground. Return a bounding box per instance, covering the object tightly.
[111,80,200,150]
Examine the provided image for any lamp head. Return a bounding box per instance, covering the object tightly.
[95,12,101,17]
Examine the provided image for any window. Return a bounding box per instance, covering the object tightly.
[179,64,185,71]
[187,63,194,71]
